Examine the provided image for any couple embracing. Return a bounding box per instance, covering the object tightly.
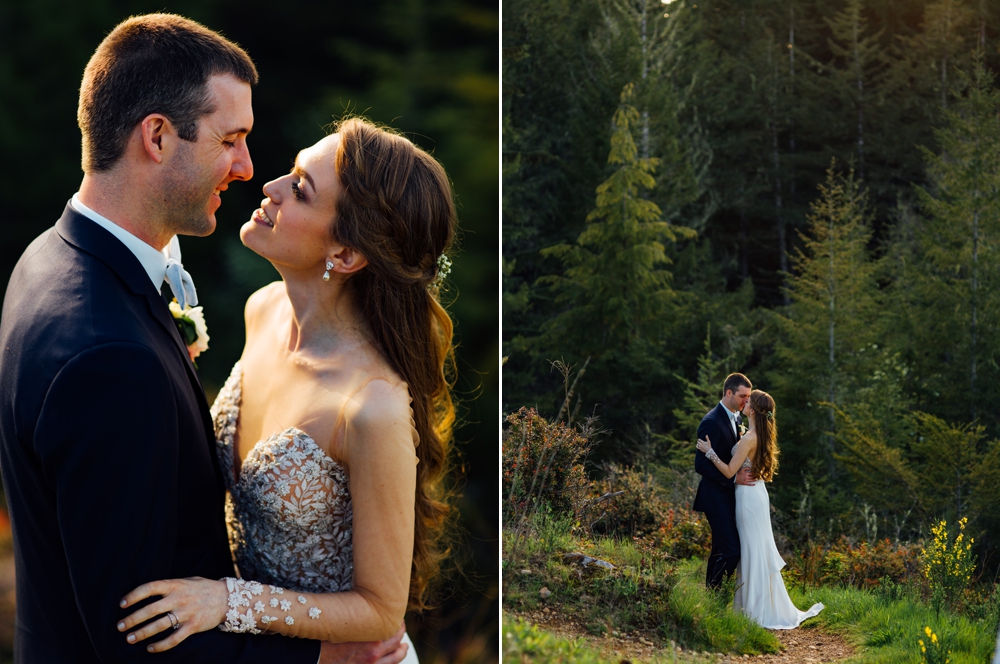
[693,373,823,629]
[0,13,455,664]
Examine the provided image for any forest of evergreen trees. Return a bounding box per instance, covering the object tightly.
[503,0,1000,560]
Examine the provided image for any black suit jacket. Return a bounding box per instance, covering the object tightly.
[0,205,319,663]
[692,403,740,515]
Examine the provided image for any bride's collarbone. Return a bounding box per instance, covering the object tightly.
[234,380,344,461]
[236,400,340,453]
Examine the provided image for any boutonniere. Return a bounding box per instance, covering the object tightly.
[738,421,747,436]
[169,300,210,364]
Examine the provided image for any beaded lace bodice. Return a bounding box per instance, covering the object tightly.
[733,443,753,470]
[211,362,353,594]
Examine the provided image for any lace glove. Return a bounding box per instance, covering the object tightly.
[218,578,324,634]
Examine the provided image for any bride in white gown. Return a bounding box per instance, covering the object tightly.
[114,117,458,663]
[696,389,823,629]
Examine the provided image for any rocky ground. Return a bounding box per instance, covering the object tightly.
[513,607,856,663]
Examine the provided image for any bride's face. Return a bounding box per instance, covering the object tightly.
[742,399,753,418]
[240,133,341,271]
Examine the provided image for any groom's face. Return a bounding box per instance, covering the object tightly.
[161,74,254,237]
[725,386,751,414]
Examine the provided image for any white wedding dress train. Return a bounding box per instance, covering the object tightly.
[733,454,823,629]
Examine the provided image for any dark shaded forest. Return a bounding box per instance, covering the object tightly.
[0,1,497,662]
[503,0,1000,569]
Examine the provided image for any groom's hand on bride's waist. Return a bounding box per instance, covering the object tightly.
[735,467,757,486]
[320,622,408,664]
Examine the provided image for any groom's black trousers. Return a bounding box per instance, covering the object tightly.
[704,509,741,588]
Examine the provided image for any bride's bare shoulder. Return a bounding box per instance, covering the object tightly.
[352,378,412,422]
[338,375,417,463]
[244,282,285,331]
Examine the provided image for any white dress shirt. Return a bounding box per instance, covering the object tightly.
[70,193,168,293]
[719,400,741,439]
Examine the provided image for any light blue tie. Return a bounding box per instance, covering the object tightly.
[163,236,198,309]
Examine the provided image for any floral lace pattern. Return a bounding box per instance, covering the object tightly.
[211,362,353,593]
[732,444,753,470]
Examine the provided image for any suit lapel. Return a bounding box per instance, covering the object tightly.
[715,404,738,451]
[55,205,218,459]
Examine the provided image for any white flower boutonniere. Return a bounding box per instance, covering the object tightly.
[169,300,210,364]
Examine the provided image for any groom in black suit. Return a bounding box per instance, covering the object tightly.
[693,373,756,589]
[0,14,403,664]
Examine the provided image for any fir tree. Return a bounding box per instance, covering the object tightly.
[834,408,986,528]
[589,0,711,229]
[920,0,976,110]
[665,324,748,467]
[772,163,880,474]
[533,83,695,422]
[912,55,1000,425]
[824,0,891,184]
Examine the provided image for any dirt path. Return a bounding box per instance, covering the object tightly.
[511,608,856,663]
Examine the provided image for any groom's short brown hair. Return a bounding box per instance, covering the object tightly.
[723,372,752,396]
[77,13,258,173]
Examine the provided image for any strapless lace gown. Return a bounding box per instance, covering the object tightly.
[212,362,419,662]
[732,445,823,629]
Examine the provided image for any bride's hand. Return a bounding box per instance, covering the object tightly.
[117,577,228,652]
[696,436,712,454]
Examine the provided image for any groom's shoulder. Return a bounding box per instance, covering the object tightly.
[698,403,722,430]
[1,224,155,367]
[700,403,722,421]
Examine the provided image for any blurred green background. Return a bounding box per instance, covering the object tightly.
[0,1,497,662]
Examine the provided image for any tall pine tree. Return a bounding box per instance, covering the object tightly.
[531,83,695,427]
[910,55,1000,427]
[771,163,881,477]
[824,0,891,184]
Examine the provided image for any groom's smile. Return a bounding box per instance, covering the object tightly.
[166,73,255,237]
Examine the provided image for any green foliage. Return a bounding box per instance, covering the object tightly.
[963,582,1000,636]
[831,405,921,519]
[834,405,991,532]
[667,560,782,655]
[770,163,882,486]
[910,54,1000,425]
[921,518,976,615]
[785,537,922,590]
[794,583,996,663]
[919,625,952,664]
[502,513,679,637]
[665,324,749,466]
[503,615,606,664]
[504,0,1000,590]
[587,464,666,539]
[502,408,593,521]
[504,3,713,430]
[502,513,779,656]
[529,84,696,417]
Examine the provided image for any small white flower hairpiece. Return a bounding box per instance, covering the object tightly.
[432,253,452,289]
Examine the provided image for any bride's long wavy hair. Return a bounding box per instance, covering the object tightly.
[330,116,456,611]
[749,390,779,482]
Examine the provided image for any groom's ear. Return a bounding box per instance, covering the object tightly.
[138,114,175,164]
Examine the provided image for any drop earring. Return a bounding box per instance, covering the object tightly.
[322,261,333,282]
